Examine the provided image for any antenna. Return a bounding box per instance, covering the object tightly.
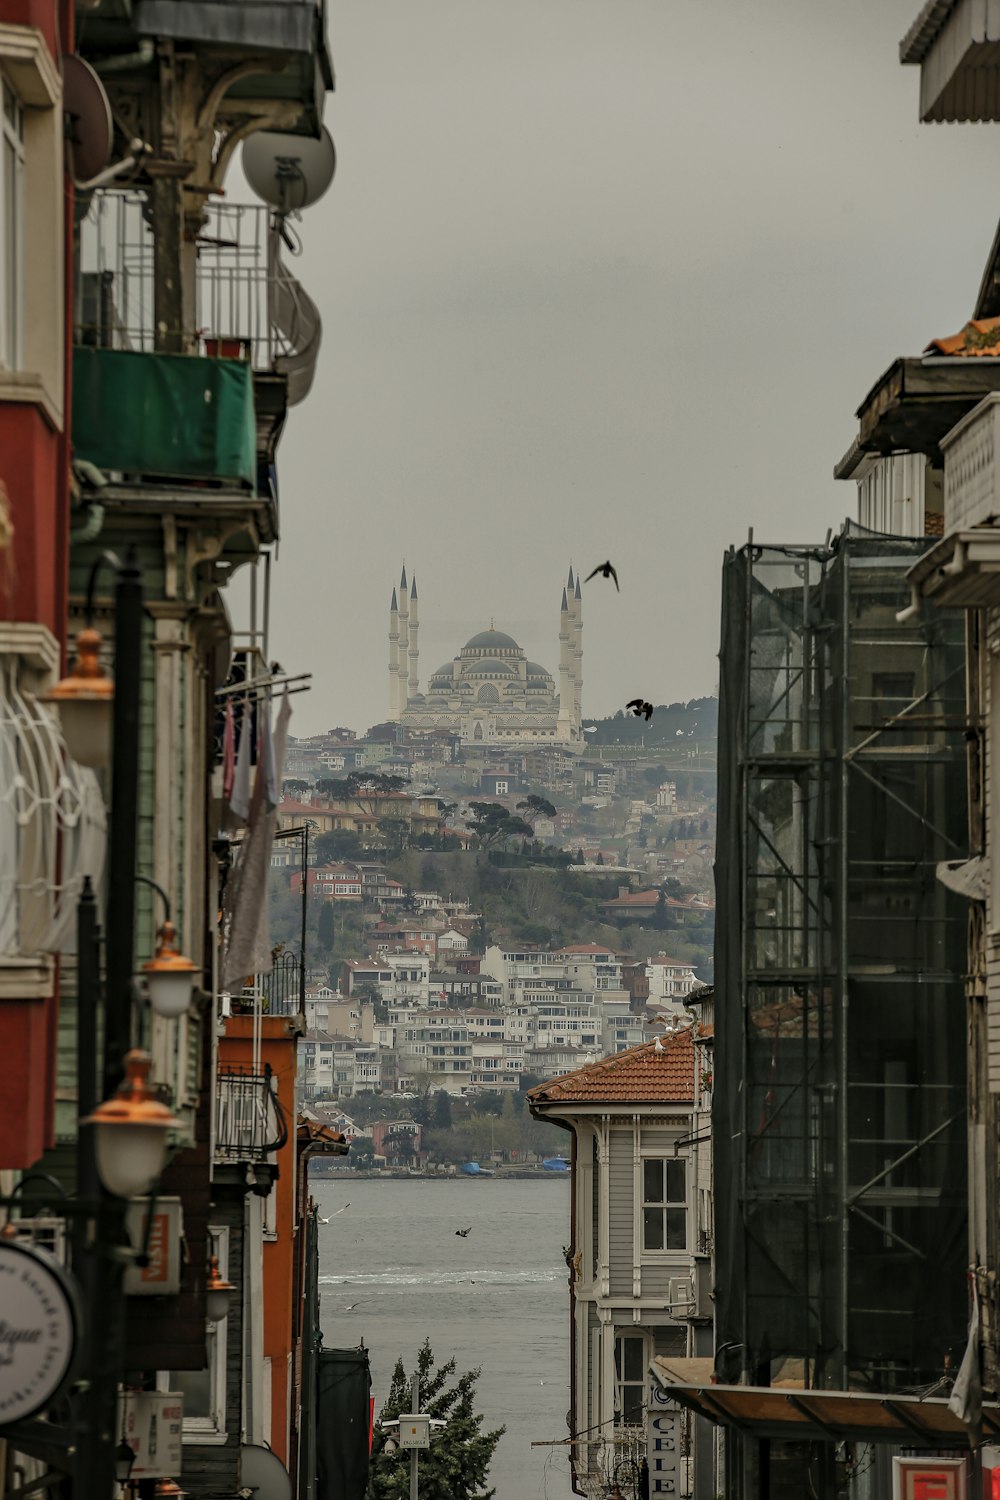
[62,55,112,184]
[242,127,336,213]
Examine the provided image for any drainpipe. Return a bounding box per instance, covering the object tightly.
[93,38,154,74]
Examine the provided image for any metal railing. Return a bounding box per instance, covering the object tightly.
[76,192,320,403]
[215,1063,288,1163]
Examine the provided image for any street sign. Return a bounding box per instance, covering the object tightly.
[120,1390,183,1477]
[0,1235,80,1425]
[893,1456,968,1500]
[124,1197,183,1295]
[398,1414,430,1450]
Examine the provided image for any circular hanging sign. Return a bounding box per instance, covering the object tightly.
[0,1235,80,1425]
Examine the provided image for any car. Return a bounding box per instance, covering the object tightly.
[396,1091,417,1099]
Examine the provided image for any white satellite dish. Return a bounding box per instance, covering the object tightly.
[239,1443,292,1500]
[243,127,336,212]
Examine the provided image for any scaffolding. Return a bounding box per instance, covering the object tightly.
[714,527,969,1420]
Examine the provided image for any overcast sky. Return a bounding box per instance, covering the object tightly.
[247,0,1000,737]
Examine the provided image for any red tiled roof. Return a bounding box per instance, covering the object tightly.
[926,317,1000,357]
[600,889,660,907]
[527,1027,696,1105]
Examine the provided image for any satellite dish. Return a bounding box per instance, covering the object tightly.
[243,127,336,212]
[239,1444,292,1500]
[62,55,112,183]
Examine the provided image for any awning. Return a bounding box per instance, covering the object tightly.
[649,1365,1000,1447]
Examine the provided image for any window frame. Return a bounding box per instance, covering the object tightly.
[613,1330,649,1430]
[0,73,24,370]
[157,1225,230,1443]
[639,1155,687,1255]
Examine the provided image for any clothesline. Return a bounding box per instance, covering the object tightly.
[214,671,312,701]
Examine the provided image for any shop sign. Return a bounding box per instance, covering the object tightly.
[647,1378,680,1495]
[123,1197,183,1295]
[0,1235,79,1425]
[893,1456,968,1500]
[120,1390,183,1477]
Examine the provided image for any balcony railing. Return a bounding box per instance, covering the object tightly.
[76,191,321,405]
[215,1064,288,1164]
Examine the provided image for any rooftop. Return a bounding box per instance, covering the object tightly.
[527,1026,697,1105]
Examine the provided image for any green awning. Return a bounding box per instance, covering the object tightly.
[73,346,256,486]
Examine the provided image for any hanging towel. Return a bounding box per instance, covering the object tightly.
[222,699,236,803]
[229,701,252,824]
[222,692,292,991]
[261,696,279,809]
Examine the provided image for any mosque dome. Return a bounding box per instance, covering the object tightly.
[526,661,553,680]
[463,629,520,653]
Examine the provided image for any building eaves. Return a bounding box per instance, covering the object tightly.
[899,0,958,63]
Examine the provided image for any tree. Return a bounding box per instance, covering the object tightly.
[465,802,510,850]
[315,828,365,863]
[317,900,334,950]
[378,817,410,859]
[433,1090,453,1129]
[283,778,310,798]
[351,1135,375,1169]
[369,1340,504,1500]
[517,794,556,821]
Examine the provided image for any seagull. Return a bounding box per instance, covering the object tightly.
[654,1036,665,1052]
[318,1204,350,1224]
[341,1301,363,1312]
[584,560,619,591]
[455,1227,472,1238]
[626,698,654,721]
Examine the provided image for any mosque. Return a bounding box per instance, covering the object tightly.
[388,566,584,747]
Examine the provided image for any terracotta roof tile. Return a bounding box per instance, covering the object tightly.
[527,1027,697,1105]
[926,317,1000,357]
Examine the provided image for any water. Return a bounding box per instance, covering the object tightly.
[315,1176,575,1500]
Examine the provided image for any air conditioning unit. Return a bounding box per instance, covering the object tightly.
[667,1275,695,1314]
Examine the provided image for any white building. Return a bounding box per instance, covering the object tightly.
[645,955,701,1010]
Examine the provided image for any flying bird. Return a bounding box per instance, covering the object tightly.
[585,561,619,591]
[626,699,654,721]
[455,1227,472,1238]
[340,1301,363,1312]
[318,1204,350,1224]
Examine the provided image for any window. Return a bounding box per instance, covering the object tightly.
[0,76,22,369]
[614,1334,647,1428]
[160,1226,229,1441]
[642,1159,686,1251]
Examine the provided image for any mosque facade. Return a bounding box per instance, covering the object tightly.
[388,566,584,746]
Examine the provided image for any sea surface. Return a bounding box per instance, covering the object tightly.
[315,1175,575,1500]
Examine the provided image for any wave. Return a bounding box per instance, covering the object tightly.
[318,1267,559,1288]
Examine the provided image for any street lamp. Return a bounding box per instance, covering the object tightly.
[205,1251,235,1323]
[137,876,199,1019]
[82,1049,179,1199]
[114,1437,136,1488]
[44,624,115,769]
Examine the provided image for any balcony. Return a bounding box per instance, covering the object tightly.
[214,1063,288,1176]
[73,192,322,529]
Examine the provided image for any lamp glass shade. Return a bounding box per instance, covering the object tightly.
[147,967,195,1018]
[205,1286,231,1323]
[114,1439,135,1485]
[81,1050,179,1199]
[58,694,113,770]
[94,1119,168,1200]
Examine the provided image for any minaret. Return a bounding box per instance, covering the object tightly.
[389,586,400,719]
[408,575,420,700]
[397,565,409,712]
[573,573,583,730]
[557,584,573,737]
